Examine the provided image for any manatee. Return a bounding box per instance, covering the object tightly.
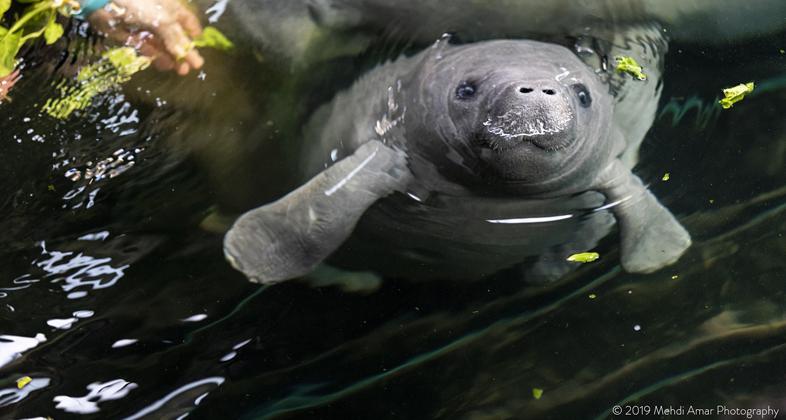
[223,35,691,283]
[228,0,786,68]
[305,0,786,45]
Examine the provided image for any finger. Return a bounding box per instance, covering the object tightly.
[123,31,153,50]
[176,6,203,38]
[122,31,173,71]
[8,69,21,83]
[141,43,177,71]
[154,55,176,72]
[155,23,193,62]
[183,48,204,71]
[176,61,190,75]
[0,69,20,99]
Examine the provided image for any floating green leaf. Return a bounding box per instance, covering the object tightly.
[718,82,754,109]
[614,55,647,81]
[532,388,544,400]
[566,252,600,263]
[16,376,32,389]
[192,26,233,51]
[43,46,151,119]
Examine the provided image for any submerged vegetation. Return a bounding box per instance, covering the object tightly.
[0,0,78,77]
[2,0,233,114]
[192,26,233,51]
[42,46,151,118]
[42,26,233,119]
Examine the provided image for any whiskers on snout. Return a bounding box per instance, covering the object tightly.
[478,105,574,152]
[476,128,572,152]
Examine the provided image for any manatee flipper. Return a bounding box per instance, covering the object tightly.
[597,160,691,273]
[224,140,412,283]
[526,209,616,283]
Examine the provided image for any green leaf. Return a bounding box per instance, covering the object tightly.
[0,30,22,77]
[16,376,32,390]
[614,55,647,81]
[0,0,11,17]
[43,21,62,45]
[719,82,754,109]
[566,252,600,263]
[192,26,233,51]
[104,46,151,74]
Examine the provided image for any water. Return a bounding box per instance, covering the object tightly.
[2,2,786,419]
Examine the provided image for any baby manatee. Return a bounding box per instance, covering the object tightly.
[224,37,691,283]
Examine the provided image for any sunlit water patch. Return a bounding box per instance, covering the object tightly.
[53,379,138,414]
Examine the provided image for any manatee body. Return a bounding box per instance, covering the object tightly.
[229,0,786,67]
[306,0,786,44]
[224,36,691,283]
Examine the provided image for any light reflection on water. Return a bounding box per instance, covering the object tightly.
[0,377,51,408]
[54,379,138,414]
[0,334,47,369]
[35,240,128,300]
[123,377,225,420]
[46,309,94,330]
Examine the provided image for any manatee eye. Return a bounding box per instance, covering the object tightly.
[572,83,592,108]
[455,82,476,100]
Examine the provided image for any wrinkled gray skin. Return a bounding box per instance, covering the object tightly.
[224,37,691,283]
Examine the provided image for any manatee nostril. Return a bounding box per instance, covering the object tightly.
[518,87,533,94]
[542,89,556,95]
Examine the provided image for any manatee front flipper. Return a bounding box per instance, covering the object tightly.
[224,140,412,283]
[597,160,691,273]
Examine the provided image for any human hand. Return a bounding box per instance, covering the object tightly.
[88,0,204,75]
[0,69,21,103]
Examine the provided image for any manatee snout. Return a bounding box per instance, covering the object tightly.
[482,80,576,151]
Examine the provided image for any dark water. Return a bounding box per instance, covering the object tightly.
[3,3,786,420]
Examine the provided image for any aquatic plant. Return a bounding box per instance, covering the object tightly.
[42,46,151,119]
[2,0,232,113]
[41,24,232,119]
[0,0,79,77]
[192,26,233,51]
